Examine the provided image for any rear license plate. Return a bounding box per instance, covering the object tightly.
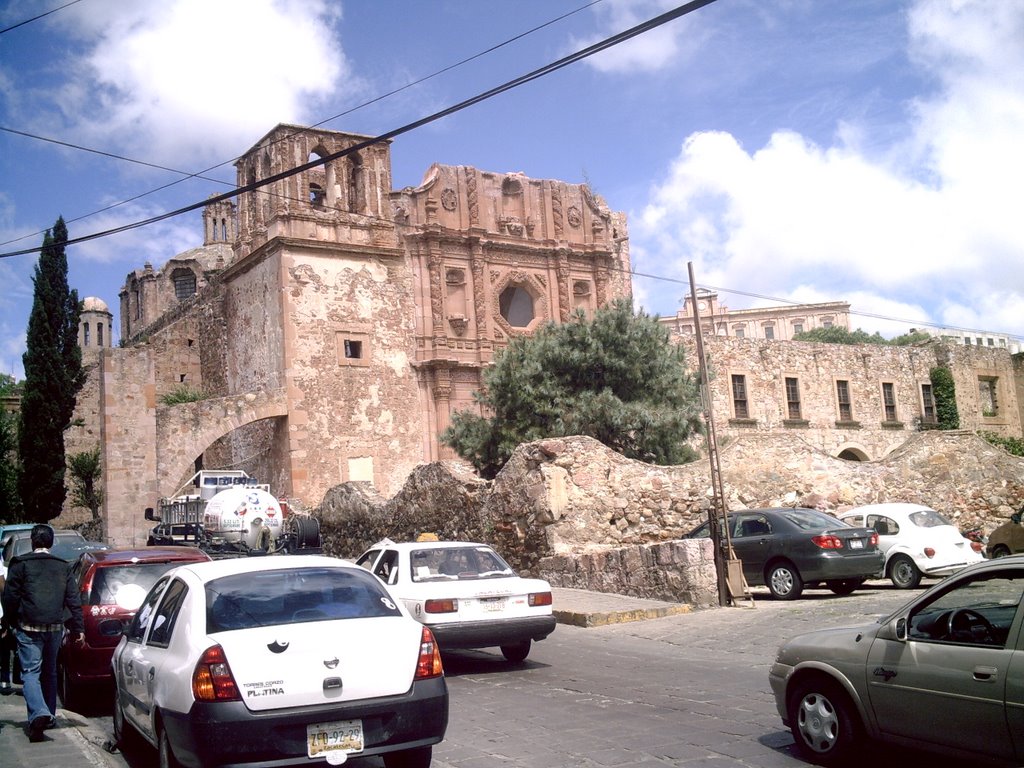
[307,719,363,758]
[479,597,506,612]
[849,539,864,549]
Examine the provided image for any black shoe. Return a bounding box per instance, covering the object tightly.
[0,683,12,696]
[29,716,48,742]
[44,716,57,730]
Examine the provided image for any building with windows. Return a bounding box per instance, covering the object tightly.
[79,124,630,543]
[658,289,850,340]
[916,325,1022,355]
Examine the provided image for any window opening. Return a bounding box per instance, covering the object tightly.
[499,285,534,328]
[836,380,852,421]
[785,377,801,420]
[731,374,749,419]
[882,382,897,421]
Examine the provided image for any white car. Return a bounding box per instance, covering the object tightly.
[111,555,448,768]
[356,539,556,663]
[839,503,985,589]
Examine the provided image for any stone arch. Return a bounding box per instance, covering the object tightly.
[835,443,871,462]
[155,389,289,498]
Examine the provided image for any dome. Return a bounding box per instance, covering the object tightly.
[81,296,111,313]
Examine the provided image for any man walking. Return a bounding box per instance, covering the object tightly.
[1,524,84,742]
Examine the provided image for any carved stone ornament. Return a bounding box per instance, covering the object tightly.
[500,216,525,237]
[567,206,582,229]
[448,316,469,336]
[440,187,458,211]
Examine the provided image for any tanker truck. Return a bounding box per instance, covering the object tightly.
[145,470,321,556]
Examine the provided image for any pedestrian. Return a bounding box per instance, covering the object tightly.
[0,524,85,742]
[1,564,23,694]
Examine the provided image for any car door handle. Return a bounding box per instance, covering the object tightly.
[148,668,156,681]
[973,666,998,682]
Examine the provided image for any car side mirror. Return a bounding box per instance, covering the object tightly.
[1013,512,1022,525]
[145,507,159,522]
[894,617,907,642]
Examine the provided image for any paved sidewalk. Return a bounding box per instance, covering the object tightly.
[0,691,122,768]
[0,588,702,767]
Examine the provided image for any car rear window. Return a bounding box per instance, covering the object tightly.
[908,508,953,528]
[778,509,850,530]
[89,563,186,607]
[205,566,401,632]
[410,546,515,582]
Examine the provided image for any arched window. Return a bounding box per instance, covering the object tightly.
[83,322,90,347]
[97,322,104,347]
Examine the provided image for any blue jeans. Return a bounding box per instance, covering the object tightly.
[15,628,61,723]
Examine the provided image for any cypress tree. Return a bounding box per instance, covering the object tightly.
[17,217,85,523]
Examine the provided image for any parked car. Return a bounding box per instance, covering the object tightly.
[355,539,557,663]
[58,546,211,712]
[0,522,35,550]
[684,508,883,600]
[111,555,448,768]
[839,503,985,589]
[986,510,1024,558]
[1,527,108,566]
[770,554,1024,765]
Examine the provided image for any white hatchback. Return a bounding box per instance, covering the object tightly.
[111,555,448,768]
[839,503,985,588]
[356,540,556,663]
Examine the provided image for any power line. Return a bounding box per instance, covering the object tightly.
[0,0,717,259]
[0,0,82,35]
[0,0,604,249]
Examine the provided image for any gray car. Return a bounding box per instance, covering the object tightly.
[769,555,1024,765]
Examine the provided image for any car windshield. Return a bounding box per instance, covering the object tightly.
[90,562,187,609]
[908,508,953,528]
[205,566,402,632]
[410,545,515,582]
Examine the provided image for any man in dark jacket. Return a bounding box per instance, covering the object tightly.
[1,524,84,742]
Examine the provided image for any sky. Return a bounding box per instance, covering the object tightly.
[0,0,1022,379]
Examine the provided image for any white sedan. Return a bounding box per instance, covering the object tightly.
[111,555,448,768]
[356,539,556,663]
[839,503,985,588]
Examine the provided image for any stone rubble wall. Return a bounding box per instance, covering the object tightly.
[313,430,1024,606]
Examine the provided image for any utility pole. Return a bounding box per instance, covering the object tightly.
[687,262,744,607]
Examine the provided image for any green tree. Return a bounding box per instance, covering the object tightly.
[793,326,933,346]
[442,299,703,478]
[929,365,960,430]
[68,446,103,520]
[17,217,85,523]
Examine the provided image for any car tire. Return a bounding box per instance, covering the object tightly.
[765,561,803,600]
[888,554,921,589]
[58,659,80,713]
[158,723,183,768]
[825,579,862,596]
[991,544,1011,558]
[384,745,432,768]
[500,640,531,663]
[787,675,863,764]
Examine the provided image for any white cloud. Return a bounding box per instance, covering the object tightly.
[571,0,708,73]
[44,0,353,167]
[634,0,1024,340]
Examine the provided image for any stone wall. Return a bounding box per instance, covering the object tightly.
[312,430,1024,606]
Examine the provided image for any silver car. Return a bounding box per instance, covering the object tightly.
[769,555,1024,765]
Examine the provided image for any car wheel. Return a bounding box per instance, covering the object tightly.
[787,675,863,764]
[158,723,183,768]
[766,561,803,600]
[58,659,79,713]
[500,640,531,663]
[384,745,432,768]
[991,544,1011,558]
[825,579,861,596]
[888,554,921,589]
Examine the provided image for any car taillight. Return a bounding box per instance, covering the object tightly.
[192,645,240,702]
[425,598,458,613]
[811,534,843,549]
[415,627,443,680]
[869,532,879,547]
[971,541,983,553]
[924,547,936,558]
[528,592,552,607]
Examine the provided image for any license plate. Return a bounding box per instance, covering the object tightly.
[849,539,864,549]
[307,719,363,758]
[479,597,506,612]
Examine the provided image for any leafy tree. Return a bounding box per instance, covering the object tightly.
[442,299,703,478]
[17,217,85,523]
[68,447,103,520]
[0,413,19,523]
[793,326,933,346]
[929,365,959,430]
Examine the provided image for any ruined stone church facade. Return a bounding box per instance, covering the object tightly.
[84,125,630,544]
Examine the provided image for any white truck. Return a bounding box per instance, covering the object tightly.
[145,470,321,556]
